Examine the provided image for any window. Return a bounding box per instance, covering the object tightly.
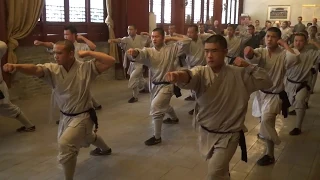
[222,0,240,24]
[46,0,65,22]
[185,0,215,24]
[69,0,86,22]
[153,0,162,23]
[194,1,201,23]
[45,0,105,23]
[149,0,172,24]
[91,0,104,23]
[163,0,172,24]
[185,0,192,23]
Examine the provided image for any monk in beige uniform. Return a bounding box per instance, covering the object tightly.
[0,41,35,132]
[34,25,102,111]
[127,28,191,145]
[286,34,320,135]
[109,25,149,103]
[3,40,115,180]
[166,35,272,180]
[245,27,299,166]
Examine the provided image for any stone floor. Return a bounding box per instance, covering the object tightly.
[1,78,320,180]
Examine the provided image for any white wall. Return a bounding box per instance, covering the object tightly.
[243,0,319,25]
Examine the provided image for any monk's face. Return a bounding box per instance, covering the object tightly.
[204,42,227,69]
[310,27,317,36]
[151,31,164,47]
[64,30,76,42]
[187,27,198,40]
[294,35,306,51]
[53,44,74,65]
[168,26,176,35]
[265,31,280,49]
[127,26,137,37]
[227,27,235,37]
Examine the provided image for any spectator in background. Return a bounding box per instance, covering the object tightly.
[255,20,262,32]
[293,16,306,33]
[211,20,223,35]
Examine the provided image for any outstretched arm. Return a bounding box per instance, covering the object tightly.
[34,40,54,49]
[3,63,44,78]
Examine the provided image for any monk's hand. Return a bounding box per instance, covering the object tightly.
[233,57,250,67]
[165,72,180,83]
[78,50,90,58]
[127,48,138,57]
[34,40,41,46]
[3,63,17,73]
[244,46,254,59]
[77,35,85,41]
[107,39,113,43]
[277,39,288,47]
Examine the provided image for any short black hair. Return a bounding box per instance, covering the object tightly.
[152,27,165,37]
[266,20,271,23]
[64,25,77,34]
[267,27,282,38]
[204,35,228,49]
[227,24,235,30]
[128,25,136,29]
[294,32,308,40]
[298,16,302,19]
[188,25,198,32]
[248,25,255,29]
[55,40,75,52]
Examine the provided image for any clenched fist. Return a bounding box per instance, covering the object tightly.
[244,46,254,59]
[127,48,138,57]
[3,63,16,73]
[277,39,287,47]
[233,57,250,67]
[165,72,180,83]
[34,40,41,46]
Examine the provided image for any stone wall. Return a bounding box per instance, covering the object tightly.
[9,42,115,99]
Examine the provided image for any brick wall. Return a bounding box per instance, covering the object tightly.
[9,42,116,99]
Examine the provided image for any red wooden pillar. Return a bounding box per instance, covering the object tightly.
[172,0,186,34]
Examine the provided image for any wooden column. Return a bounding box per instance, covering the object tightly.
[127,0,149,33]
[172,0,186,34]
[214,0,223,24]
[0,0,10,86]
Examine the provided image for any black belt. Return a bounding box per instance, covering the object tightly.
[152,82,182,98]
[226,56,236,65]
[201,125,247,162]
[60,108,98,132]
[311,68,316,74]
[260,90,291,118]
[287,78,311,92]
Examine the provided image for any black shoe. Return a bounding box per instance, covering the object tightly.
[306,102,309,109]
[145,136,162,146]
[128,97,138,103]
[94,105,102,110]
[289,128,301,136]
[163,118,179,124]
[184,96,195,101]
[90,148,112,156]
[288,110,296,115]
[257,155,275,166]
[139,89,149,93]
[56,121,59,125]
[188,109,194,115]
[16,126,36,132]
